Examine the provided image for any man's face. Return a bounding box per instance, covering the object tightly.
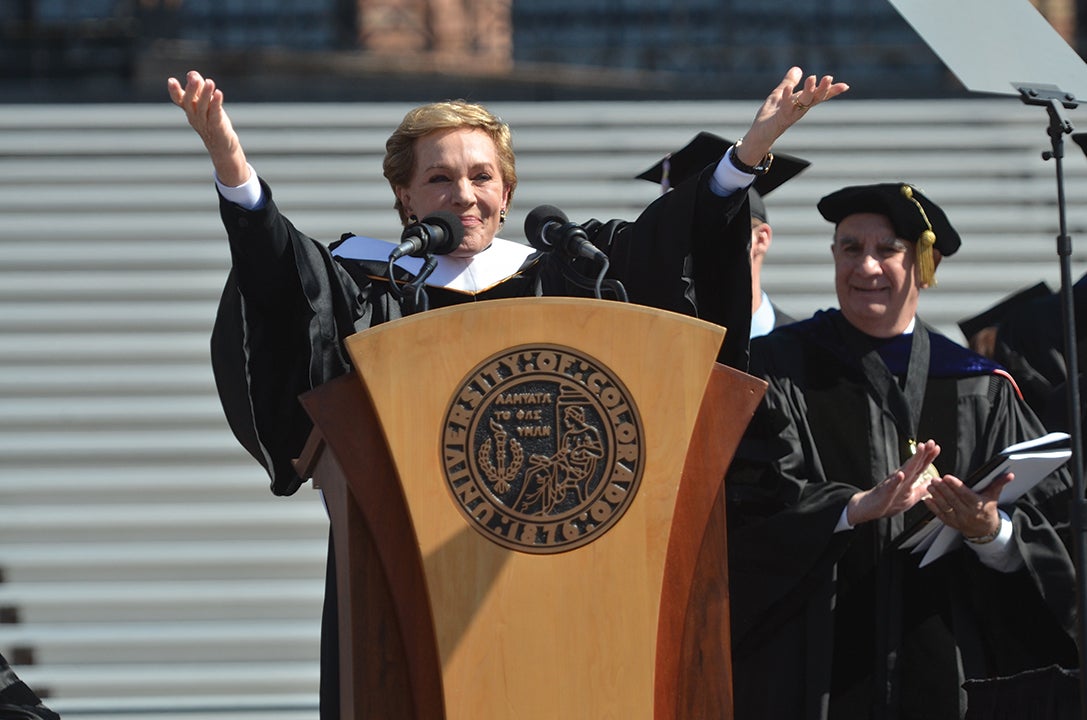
[831,212,920,338]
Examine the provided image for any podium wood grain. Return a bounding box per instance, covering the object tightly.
[298,297,766,719]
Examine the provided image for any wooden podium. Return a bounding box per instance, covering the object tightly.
[295,297,766,719]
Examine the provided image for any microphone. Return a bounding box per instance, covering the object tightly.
[524,205,607,262]
[389,211,464,260]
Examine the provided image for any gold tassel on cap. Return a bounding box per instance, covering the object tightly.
[900,185,937,288]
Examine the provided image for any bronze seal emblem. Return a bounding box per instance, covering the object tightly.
[442,345,645,553]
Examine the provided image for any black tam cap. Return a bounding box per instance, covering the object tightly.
[635,131,810,222]
[817,183,961,287]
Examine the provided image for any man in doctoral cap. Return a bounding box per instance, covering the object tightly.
[725,181,1077,719]
[815,182,962,337]
[637,131,810,337]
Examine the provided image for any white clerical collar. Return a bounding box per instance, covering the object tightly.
[902,317,917,334]
[331,235,537,294]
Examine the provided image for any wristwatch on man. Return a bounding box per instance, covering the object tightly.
[729,137,774,175]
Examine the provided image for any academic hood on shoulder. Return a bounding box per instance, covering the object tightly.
[330,234,537,294]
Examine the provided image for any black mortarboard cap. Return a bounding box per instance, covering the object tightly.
[817,182,961,287]
[957,281,1052,339]
[635,131,810,222]
[1072,132,1087,160]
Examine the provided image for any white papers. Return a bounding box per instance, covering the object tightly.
[898,432,1071,567]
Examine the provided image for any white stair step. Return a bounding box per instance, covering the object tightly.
[0,540,328,582]
[0,579,324,623]
[0,620,322,664]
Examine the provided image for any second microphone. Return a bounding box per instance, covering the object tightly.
[524,205,607,262]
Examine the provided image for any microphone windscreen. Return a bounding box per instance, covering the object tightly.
[524,204,568,250]
[420,210,465,255]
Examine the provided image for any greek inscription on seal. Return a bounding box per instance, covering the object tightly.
[441,345,645,553]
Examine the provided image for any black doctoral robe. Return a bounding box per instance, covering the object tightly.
[726,309,1077,720]
[208,164,755,718]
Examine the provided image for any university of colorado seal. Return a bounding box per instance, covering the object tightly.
[441,345,645,553]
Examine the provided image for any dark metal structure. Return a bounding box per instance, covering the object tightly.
[0,0,996,102]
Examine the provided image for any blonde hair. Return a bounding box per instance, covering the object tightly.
[384,100,517,224]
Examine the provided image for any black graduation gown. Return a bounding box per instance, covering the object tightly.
[208,166,754,718]
[0,651,59,720]
[726,310,1077,720]
[212,168,752,497]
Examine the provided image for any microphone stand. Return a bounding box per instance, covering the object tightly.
[386,256,405,302]
[554,255,629,302]
[1018,83,1087,719]
[401,254,439,314]
[386,253,434,315]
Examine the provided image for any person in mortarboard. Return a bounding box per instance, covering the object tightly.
[957,282,1053,360]
[725,183,1077,720]
[636,131,809,337]
[959,277,1087,442]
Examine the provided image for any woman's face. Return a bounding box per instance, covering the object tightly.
[395,127,512,258]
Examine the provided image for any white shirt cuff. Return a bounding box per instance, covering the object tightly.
[710,147,756,197]
[834,505,854,533]
[967,511,1024,572]
[835,506,1021,572]
[215,164,264,210]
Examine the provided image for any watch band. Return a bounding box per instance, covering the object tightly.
[729,137,774,175]
[964,528,999,544]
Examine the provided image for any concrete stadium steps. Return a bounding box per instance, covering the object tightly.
[0,620,321,666]
[2,97,1087,717]
[19,673,320,720]
[0,501,328,544]
[0,579,323,623]
[0,540,327,583]
[24,691,320,720]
